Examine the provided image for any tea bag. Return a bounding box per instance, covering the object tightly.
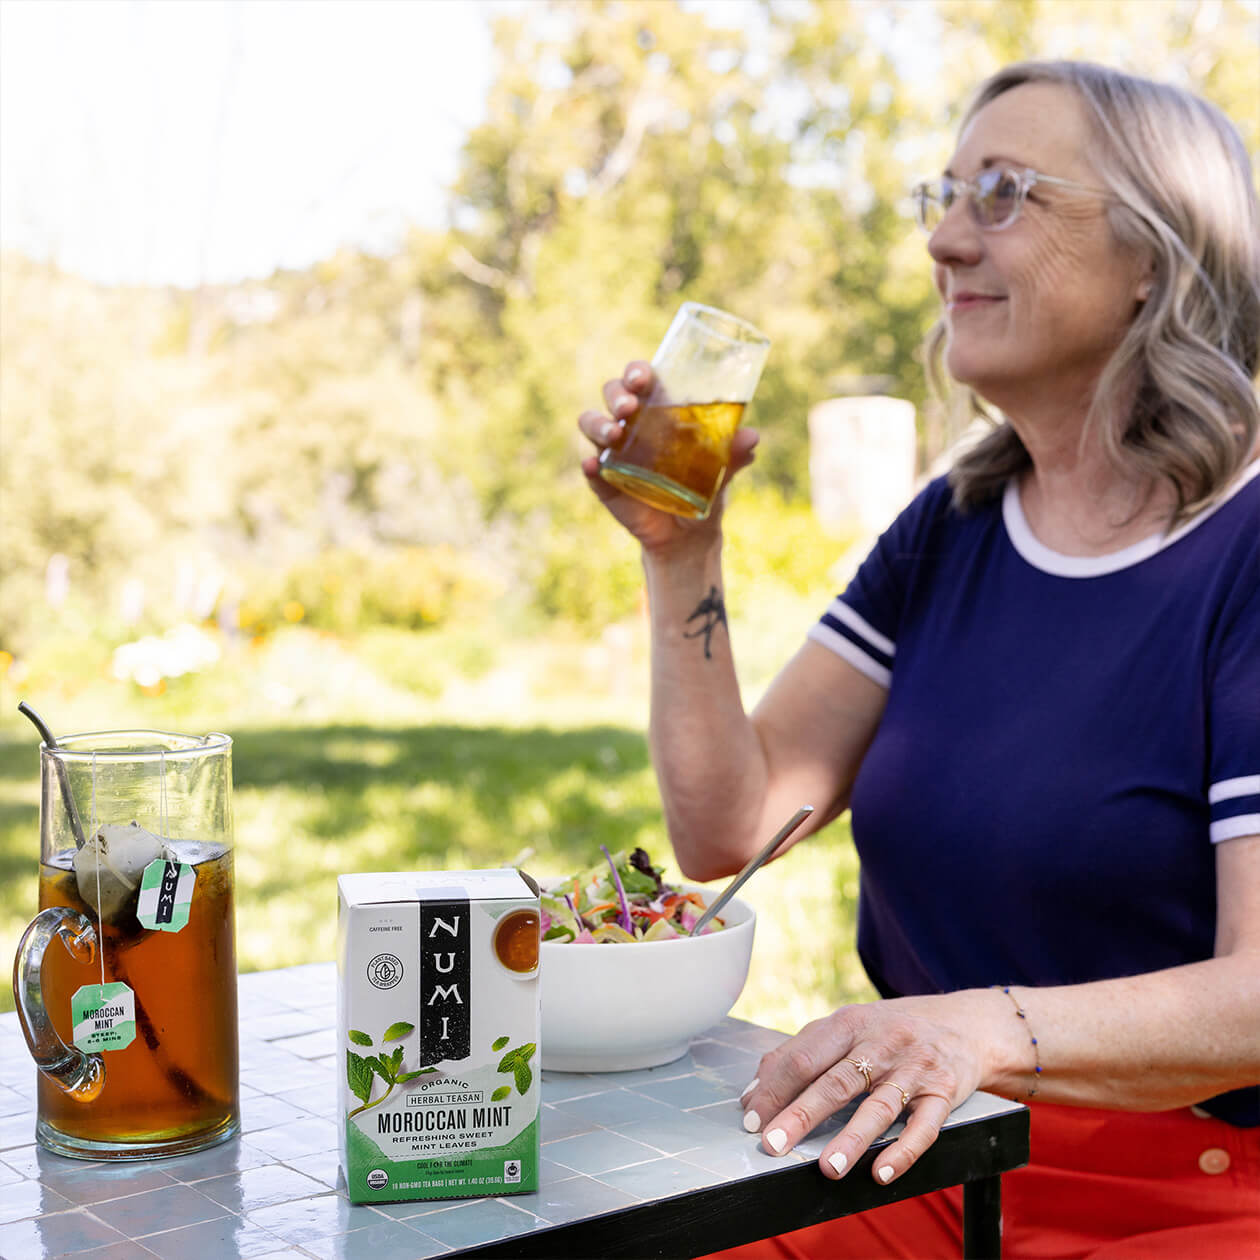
[75,821,171,923]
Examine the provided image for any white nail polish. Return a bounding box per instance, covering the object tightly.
[742,1109,761,1133]
[740,1077,759,1099]
[765,1128,787,1153]
[878,1165,894,1184]
[828,1152,847,1176]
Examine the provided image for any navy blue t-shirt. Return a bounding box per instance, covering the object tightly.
[809,461,1260,1125]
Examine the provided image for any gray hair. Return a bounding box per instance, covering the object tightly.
[933,60,1260,524]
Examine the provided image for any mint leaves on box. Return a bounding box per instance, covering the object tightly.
[491,1036,536,1101]
[345,1022,436,1117]
[347,1027,536,1114]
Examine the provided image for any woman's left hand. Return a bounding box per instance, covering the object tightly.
[739,991,1010,1184]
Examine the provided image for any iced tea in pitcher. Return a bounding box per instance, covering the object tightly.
[13,728,240,1160]
[36,841,238,1150]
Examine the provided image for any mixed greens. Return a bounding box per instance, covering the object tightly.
[540,846,725,943]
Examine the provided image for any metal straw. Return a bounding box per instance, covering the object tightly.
[691,804,814,936]
[18,702,87,849]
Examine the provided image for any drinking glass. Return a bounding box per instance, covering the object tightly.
[598,302,771,519]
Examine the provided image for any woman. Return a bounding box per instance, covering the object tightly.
[577,62,1259,1258]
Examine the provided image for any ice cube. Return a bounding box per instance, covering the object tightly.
[74,821,170,923]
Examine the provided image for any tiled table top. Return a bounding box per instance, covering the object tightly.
[0,963,1024,1259]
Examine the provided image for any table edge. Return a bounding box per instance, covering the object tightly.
[453,1101,1031,1258]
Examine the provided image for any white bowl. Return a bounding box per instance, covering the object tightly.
[539,886,756,1072]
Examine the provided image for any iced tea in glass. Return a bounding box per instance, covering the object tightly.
[598,304,770,519]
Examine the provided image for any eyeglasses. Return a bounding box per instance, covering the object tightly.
[911,166,1109,233]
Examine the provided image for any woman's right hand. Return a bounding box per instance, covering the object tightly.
[577,360,759,554]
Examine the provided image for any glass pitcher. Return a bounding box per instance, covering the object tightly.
[12,730,239,1160]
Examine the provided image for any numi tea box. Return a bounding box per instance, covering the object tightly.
[337,869,541,1204]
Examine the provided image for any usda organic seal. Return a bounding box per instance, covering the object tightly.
[366,1169,388,1190]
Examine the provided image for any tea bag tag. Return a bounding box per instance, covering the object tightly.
[137,857,197,933]
[71,982,136,1052]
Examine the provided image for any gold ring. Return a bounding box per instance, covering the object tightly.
[844,1056,874,1092]
[880,1080,912,1110]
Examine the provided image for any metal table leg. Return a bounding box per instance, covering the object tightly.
[962,1174,1003,1258]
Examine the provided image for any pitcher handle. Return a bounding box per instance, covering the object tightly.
[12,907,106,1101]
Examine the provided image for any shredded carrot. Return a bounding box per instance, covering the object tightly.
[663,892,704,910]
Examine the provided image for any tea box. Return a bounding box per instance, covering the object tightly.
[337,869,540,1203]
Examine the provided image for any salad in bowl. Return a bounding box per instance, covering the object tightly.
[541,846,726,944]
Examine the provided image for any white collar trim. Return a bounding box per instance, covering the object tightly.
[1002,457,1260,578]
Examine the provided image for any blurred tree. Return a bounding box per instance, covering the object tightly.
[0,257,215,650]
[427,0,802,512]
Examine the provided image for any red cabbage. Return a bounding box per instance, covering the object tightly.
[564,891,587,930]
[600,845,635,934]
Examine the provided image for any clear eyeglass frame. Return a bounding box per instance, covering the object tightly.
[911,165,1109,234]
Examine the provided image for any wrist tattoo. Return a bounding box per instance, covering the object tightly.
[683,585,727,660]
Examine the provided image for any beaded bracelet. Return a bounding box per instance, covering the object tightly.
[992,984,1042,1099]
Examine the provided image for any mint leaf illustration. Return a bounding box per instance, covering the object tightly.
[513,1060,533,1095]
[396,1068,438,1084]
[491,1085,511,1102]
[348,1024,437,1119]
[492,1035,510,1051]
[347,1051,375,1106]
[493,1042,536,1098]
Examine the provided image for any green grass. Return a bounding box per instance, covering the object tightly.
[0,601,876,1031]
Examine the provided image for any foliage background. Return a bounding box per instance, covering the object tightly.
[2,0,1257,1022]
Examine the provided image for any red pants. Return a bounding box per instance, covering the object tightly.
[703,1103,1260,1259]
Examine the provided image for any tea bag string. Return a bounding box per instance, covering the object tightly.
[91,751,106,989]
[159,749,169,853]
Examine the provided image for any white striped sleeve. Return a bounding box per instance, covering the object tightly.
[807,597,896,688]
[1209,775,1260,843]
